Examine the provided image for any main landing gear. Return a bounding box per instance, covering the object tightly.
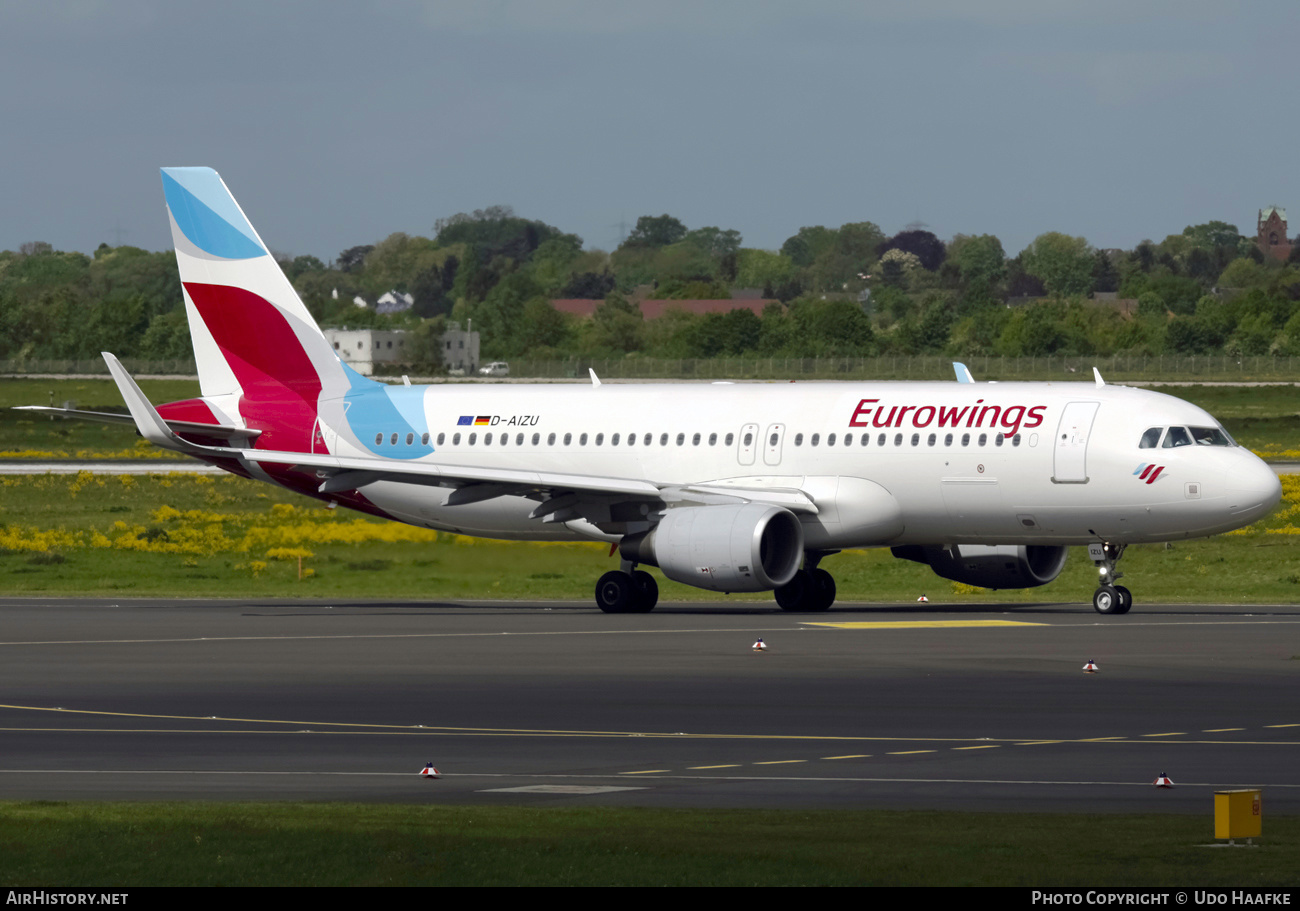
[595,561,659,613]
[775,551,838,612]
[1089,542,1132,615]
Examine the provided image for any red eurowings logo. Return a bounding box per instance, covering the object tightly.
[849,398,1047,438]
[1134,463,1166,484]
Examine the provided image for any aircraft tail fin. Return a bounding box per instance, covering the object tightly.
[161,167,364,402]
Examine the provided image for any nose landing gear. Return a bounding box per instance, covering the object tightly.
[1089,542,1131,615]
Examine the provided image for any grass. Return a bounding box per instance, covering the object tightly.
[0,471,1298,603]
[0,802,1295,886]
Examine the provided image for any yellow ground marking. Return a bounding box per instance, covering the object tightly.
[620,770,670,775]
[953,745,999,750]
[754,760,806,765]
[2,704,1295,746]
[1142,732,1186,737]
[802,620,1046,630]
[1204,728,1245,732]
[822,754,871,760]
[888,750,936,755]
[687,764,741,770]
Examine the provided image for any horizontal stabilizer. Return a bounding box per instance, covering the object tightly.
[13,405,260,446]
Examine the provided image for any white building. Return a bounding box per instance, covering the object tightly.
[323,325,480,376]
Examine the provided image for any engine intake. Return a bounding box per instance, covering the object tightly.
[891,544,1068,589]
[620,504,804,593]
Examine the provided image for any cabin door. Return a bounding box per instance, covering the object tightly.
[1052,401,1099,483]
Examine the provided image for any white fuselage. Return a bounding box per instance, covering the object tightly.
[306,380,1281,549]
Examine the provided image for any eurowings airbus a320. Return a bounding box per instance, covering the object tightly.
[21,168,1282,614]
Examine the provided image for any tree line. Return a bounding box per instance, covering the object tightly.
[4,210,1300,369]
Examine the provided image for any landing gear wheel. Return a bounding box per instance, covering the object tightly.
[1093,585,1121,615]
[775,570,810,612]
[808,568,836,611]
[776,569,837,612]
[1113,585,1132,615]
[630,570,659,613]
[596,571,636,614]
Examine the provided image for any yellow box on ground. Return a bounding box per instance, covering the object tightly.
[1214,789,1262,840]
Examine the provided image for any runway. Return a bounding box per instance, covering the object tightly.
[1,597,1297,812]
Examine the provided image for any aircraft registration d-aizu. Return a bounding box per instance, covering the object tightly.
[23,168,1282,614]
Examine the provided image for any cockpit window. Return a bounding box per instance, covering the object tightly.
[1190,426,1234,447]
[1139,427,1162,449]
[1162,426,1192,448]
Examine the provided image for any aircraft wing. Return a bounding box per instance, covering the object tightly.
[97,353,818,520]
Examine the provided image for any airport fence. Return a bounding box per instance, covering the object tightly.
[4,355,1300,383]
[505,355,1300,383]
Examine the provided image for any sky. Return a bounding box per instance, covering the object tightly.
[1,1,1297,263]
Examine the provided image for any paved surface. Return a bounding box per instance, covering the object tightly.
[1,597,1296,812]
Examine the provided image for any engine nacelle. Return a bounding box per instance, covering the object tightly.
[891,544,1068,589]
[620,504,804,593]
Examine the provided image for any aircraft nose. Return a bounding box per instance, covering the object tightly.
[1227,455,1282,522]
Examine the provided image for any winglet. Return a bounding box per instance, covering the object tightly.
[102,352,209,453]
[589,368,602,387]
[953,362,975,384]
[1094,367,1105,387]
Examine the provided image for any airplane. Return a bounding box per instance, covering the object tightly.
[19,168,1283,615]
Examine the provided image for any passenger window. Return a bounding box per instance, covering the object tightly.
[661,433,670,446]
[375,433,383,445]
[422,433,429,445]
[484,433,492,445]
[612,433,620,445]
[878,434,886,446]
[595,433,604,446]
[453,433,461,445]
[436,433,445,445]
[995,433,1004,447]
[894,433,903,446]
[742,432,752,447]
[564,433,572,445]
[927,433,936,446]
[844,434,852,447]
[961,433,969,446]
[580,433,588,445]
[532,433,540,445]
[501,434,508,446]
[548,433,556,445]
[390,433,399,445]
[725,433,734,446]
[676,433,685,446]
[406,432,414,445]
[709,433,717,446]
[645,433,653,446]
[811,434,820,446]
[1139,427,1162,449]
[1012,434,1021,447]
[794,433,803,446]
[1162,426,1192,448]
[828,433,836,446]
[516,433,524,445]
[978,433,987,446]
[468,433,476,445]
[944,433,953,446]
[910,433,920,446]
[628,433,636,446]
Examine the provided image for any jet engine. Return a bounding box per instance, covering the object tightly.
[620,504,804,593]
[891,544,1068,589]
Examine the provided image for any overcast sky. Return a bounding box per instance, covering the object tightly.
[1,1,1296,262]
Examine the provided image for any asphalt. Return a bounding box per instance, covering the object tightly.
[1,597,1297,812]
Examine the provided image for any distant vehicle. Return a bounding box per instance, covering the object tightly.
[479,362,510,377]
